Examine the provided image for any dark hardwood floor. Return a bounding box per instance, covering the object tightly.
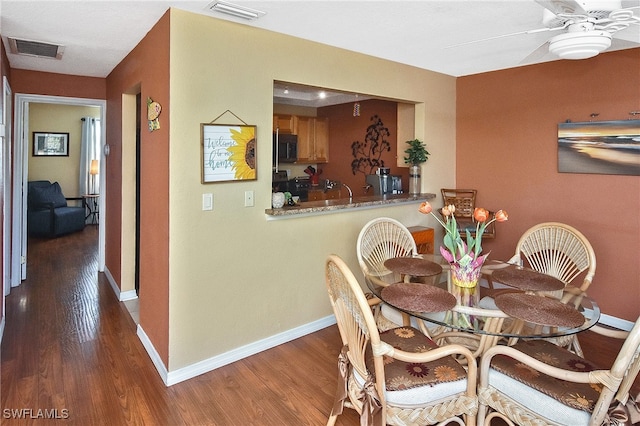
[1,228,636,425]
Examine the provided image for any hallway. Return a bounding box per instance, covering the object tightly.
[0,227,356,425]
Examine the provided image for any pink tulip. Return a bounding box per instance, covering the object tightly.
[495,210,508,222]
[418,202,433,215]
[474,207,490,222]
[442,204,455,217]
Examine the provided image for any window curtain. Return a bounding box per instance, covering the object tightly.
[79,117,101,195]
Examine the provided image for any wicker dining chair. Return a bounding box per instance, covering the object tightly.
[356,217,445,332]
[507,222,596,293]
[325,254,478,426]
[356,217,418,286]
[505,222,596,355]
[477,317,640,426]
[356,217,418,330]
[440,189,495,239]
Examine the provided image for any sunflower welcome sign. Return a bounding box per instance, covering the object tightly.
[201,123,257,183]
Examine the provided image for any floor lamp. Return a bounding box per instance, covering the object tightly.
[89,159,99,195]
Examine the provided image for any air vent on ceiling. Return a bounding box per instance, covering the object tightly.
[205,1,266,20]
[8,37,65,59]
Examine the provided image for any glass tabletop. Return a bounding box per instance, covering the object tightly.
[366,276,600,339]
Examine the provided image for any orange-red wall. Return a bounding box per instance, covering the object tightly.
[105,12,171,366]
[457,48,640,321]
[10,69,105,99]
[320,99,408,196]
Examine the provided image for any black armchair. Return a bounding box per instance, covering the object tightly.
[27,180,86,238]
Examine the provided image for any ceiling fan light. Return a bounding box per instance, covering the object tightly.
[548,31,612,60]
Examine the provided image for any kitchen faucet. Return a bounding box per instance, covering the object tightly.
[342,183,353,202]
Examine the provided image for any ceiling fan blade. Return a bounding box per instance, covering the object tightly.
[444,25,566,49]
[535,0,587,16]
[611,20,640,42]
[520,41,553,64]
[610,32,640,47]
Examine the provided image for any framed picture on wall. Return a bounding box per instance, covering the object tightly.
[557,120,640,176]
[201,123,257,183]
[32,132,69,157]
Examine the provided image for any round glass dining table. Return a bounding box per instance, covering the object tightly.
[366,261,601,340]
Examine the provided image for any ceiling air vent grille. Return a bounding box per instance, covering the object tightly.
[8,37,65,59]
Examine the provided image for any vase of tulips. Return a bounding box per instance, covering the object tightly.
[418,201,508,328]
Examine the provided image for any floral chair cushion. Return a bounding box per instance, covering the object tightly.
[488,338,604,424]
[358,326,469,406]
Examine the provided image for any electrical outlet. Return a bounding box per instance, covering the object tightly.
[202,193,213,211]
[244,190,254,207]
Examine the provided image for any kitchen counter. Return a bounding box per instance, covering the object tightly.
[265,193,436,218]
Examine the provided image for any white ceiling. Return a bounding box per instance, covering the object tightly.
[1,0,639,81]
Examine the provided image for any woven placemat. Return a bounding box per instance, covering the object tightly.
[383,257,443,277]
[381,283,456,313]
[495,293,584,327]
[492,266,564,291]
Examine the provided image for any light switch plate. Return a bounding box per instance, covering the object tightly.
[202,193,213,211]
[244,190,254,207]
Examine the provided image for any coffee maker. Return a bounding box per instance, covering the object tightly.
[366,167,403,195]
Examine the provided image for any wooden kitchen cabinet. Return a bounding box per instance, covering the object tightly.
[296,116,329,163]
[273,114,297,134]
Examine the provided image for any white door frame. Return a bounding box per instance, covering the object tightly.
[3,77,12,296]
[13,94,106,283]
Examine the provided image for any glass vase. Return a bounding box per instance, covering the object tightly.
[449,263,482,329]
[409,164,421,195]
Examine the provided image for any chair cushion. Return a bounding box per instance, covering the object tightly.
[30,182,67,209]
[358,326,468,406]
[488,339,602,423]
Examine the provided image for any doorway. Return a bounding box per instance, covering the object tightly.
[13,94,106,284]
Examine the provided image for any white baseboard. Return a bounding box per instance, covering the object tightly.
[137,324,169,385]
[103,266,137,301]
[166,315,337,386]
[119,290,137,301]
[137,315,337,387]
[103,266,120,299]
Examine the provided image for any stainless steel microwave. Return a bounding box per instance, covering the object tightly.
[273,133,298,163]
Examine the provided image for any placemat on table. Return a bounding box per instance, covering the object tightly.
[495,293,584,327]
[383,257,443,277]
[381,282,456,313]
[491,266,564,291]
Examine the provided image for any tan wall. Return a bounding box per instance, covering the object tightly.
[457,48,640,322]
[28,103,100,196]
[166,9,456,371]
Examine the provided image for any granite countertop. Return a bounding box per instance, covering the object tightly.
[265,193,436,217]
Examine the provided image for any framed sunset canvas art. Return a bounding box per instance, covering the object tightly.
[558,120,640,176]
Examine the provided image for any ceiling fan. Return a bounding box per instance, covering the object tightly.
[533,0,640,60]
[454,0,640,61]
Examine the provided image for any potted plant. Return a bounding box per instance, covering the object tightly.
[404,139,429,195]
